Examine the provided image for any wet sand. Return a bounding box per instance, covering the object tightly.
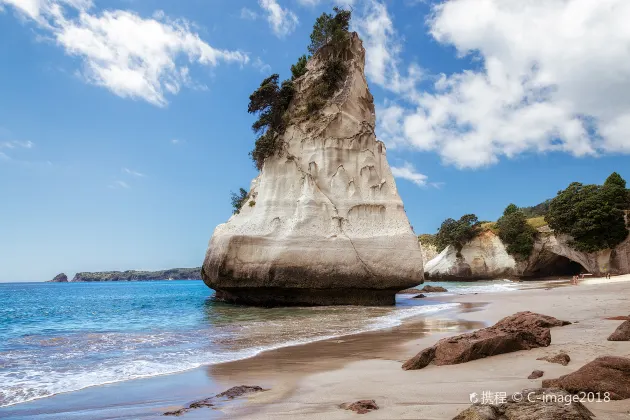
[2,276,630,419]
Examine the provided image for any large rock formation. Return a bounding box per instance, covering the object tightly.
[425,228,630,280]
[202,33,423,306]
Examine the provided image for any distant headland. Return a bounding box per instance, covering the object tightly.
[50,268,202,282]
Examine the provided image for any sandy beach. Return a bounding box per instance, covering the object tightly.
[2,276,630,420]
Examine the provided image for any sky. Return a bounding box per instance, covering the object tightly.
[1,0,630,282]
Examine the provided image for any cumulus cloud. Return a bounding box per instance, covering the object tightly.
[0,140,34,149]
[258,0,298,37]
[1,0,249,106]
[377,0,630,168]
[390,161,429,187]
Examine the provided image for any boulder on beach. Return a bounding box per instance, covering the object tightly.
[201,32,424,306]
[340,400,379,414]
[542,356,630,400]
[47,273,68,283]
[403,311,571,370]
[537,352,571,366]
[412,293,426,299]
[420,285,448,293]
[528,370,544,379]
[608,320,630,341]
[453,388,595,420]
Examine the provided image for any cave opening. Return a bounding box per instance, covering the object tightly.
[526,254,586,278]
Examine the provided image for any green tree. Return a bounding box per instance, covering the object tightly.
[434,214,481,256]
[308,7,351,55]
[496,204,537,260]
[230,188,248,214]
[247,75,295,169]
[291,55,309,80]
[545,173,629,252]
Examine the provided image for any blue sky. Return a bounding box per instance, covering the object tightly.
[1,0,629,282]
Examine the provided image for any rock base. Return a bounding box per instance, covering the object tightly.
[213,288,398,306]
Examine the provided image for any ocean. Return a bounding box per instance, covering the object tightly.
[0,279,532,408]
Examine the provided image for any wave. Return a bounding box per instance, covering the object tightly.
[0,302,458,408]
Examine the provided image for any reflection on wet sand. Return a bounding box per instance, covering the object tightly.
[207,303,487,385]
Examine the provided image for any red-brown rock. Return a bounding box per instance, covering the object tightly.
[537,352,570,366]
[163,385,266,416]
[528,370,544,379]
[542,356,630,400]
[340,399,379,414]
[604,315,630,320]
[608,320,630,341]
[453,388,594,419]
[403,312,571,370]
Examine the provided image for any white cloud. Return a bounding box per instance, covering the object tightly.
[258,0,298,38]
[353,0,423,95]
[122,167,145,177]
[1,0,249,107]
[170,138,182,145]
[379,0,630,168]
[296,0,355,6]
[390,161,429,187]
[252,57,272,74]
[240,7,258,20]
[108,180,130,189]
[0,140,34,149]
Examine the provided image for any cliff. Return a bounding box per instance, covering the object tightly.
[201,33,424,306]
[424,229,630,280]
[72,268,201,282]
[47,273,68,283]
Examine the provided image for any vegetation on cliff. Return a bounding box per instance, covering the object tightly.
[422,172,629,261]
[231,188,249,214]
[247,7,351,170]
[433,214,481,257]
[496,204,537,260]
[545,172,629,252]
[72,268,201,282]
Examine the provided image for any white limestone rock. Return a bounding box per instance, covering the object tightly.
[202,33,423,306]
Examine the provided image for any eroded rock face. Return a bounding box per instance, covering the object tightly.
[608,320,630,341]
[425,229,630,280]
[403,312,570,370]
[453,388,595,420]
[202,33,423,306]
[542,356,630,400]
[425,231,517,280]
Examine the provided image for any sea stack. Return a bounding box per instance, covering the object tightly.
[202,33,424,306]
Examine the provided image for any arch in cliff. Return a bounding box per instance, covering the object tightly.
[522,247,589,278]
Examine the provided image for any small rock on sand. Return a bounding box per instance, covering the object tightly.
[412,293,426,299]
[340,400,379,414]
[528,370,544,379]
[537,352,570,366]
[608,320,630,341]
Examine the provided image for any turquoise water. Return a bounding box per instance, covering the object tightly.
[0,279,523,407]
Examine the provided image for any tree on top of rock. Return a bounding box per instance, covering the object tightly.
[545,173,629,252]
[496,204,537,260]
[308,7,352,55]
[434,214,481,256]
